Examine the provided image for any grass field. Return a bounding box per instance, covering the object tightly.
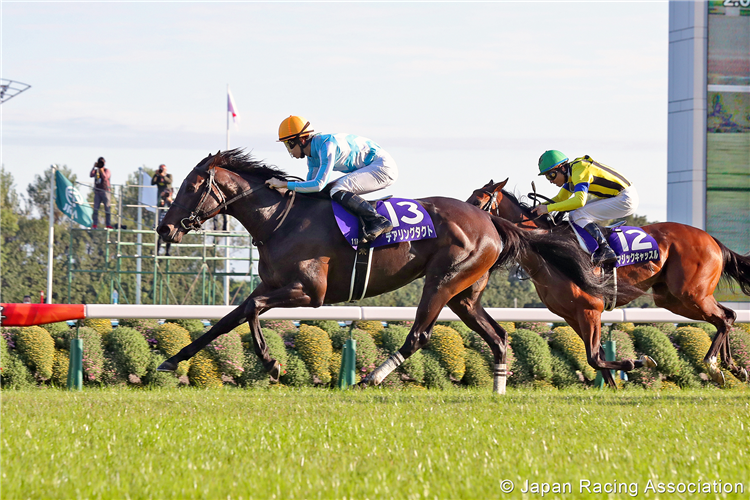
[3,387,749,499]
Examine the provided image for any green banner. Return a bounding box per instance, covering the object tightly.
[55,170,93,227]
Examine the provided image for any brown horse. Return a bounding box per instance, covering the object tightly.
[468,179,750,386]
[156,150,608,393]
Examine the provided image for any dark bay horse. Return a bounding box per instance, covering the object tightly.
[156,150,608,393]
[468,179,750,386]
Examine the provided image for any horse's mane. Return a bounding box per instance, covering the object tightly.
[502,189,534,214]
[205,148,293,182]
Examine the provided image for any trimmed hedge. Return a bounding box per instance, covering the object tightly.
[352,320,385,347]
[673,326,712,372]
[108,326,151,379]
[461,349,492,388]
[81,318,113,336]
[77,327,105,384]
[51,349,70,387]
[166,319,205,337]
[154,323,192,377]
[16,326,55,381]
[295,325,332,384]
[188,350,223,388]
[729,327,750,374]
[2,318,744,391]
[142,353,179,388]
[205,330,244,379]
[631,326,680,376]
[609,330,636,362]
[550,349,581,388]
[509,329,552,385]
[427,325,465,381]
[422,350,452,390]
[2,352,35,388]
[549,326,595,381]
[281,350,312,387]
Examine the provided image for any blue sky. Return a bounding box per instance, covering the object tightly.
[2,1,669,220]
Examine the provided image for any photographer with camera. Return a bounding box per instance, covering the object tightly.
[151,164,173,200]
[156,188,174,256]
[89,156,112,229]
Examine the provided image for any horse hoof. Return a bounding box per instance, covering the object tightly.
[640,355,658,369]
[357,375,372,388]
[267,360,282,383]
[157,359,178,372]
[740,368,749,383]
[708,368,726,386]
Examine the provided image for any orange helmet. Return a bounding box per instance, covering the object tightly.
[278,115,314,142]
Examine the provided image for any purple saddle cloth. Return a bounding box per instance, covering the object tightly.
[332,198,437,249]
[572,224,660,268]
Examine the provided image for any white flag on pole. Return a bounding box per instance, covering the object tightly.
[228,87,240,127]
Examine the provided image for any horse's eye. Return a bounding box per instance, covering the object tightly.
[187,185,197,193]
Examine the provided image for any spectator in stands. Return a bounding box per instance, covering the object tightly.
[156,188,174,256]
[151,164,173,200]
[89,157,112,229]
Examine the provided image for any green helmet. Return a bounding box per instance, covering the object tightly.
[538,150,568,175]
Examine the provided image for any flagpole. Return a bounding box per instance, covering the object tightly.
[136,167,143,305]
[47,165,56,304]
[226,83,230,151]
[224,84,230,305]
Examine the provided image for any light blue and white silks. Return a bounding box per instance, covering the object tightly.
[286,133,398,196]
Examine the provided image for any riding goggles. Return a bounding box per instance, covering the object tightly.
[545,170,560,181]
[283,139,298,154]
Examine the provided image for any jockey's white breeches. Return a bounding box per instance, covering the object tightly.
[329,153,398,197]
[569,186,639,227]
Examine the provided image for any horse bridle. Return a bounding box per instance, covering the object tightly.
[477,188,499,213]
[172,166,259,231]
[475,187,555,228]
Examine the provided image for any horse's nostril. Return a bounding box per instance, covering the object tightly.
[157,225,170,236]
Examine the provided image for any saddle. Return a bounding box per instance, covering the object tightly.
[570,221,660,269]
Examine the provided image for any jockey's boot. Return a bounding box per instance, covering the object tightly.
[332,191,393,243]
[583,223,617,267]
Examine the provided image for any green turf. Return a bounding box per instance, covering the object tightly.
[3,387,749,499]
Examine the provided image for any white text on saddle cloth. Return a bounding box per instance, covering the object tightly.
[332,198,437,249]
[610,227,660,268]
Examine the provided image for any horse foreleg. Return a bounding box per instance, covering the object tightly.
[446,282,509,394]
[574,309,634,389]
[157,294,257,372]
[245,281,324,381]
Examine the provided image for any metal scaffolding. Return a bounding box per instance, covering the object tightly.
[65,183,258,306]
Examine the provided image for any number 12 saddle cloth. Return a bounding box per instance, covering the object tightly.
[571,223,660,268]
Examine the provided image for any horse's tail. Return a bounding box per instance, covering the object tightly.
[715,238,750,296]
[490,215,611,298]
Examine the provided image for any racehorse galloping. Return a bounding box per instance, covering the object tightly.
[156,150,606,393]
[468,179,750,386]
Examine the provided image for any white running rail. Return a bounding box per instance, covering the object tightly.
[85,304,749,323]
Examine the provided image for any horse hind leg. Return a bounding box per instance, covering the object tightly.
[446,282,509,394]
[654,287,742,385]
[366,278,468,387]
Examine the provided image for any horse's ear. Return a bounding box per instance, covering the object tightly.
[208,151,224,170]
[495,178,509,191]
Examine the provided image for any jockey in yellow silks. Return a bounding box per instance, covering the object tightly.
[530,150,639,266]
